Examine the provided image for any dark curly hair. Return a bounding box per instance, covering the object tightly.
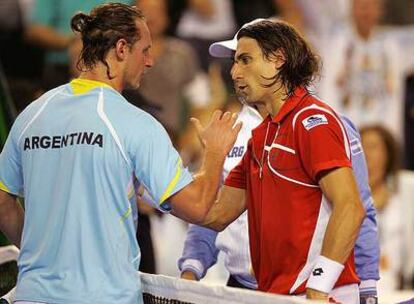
[71,3,145,79]
[237,20,321,97]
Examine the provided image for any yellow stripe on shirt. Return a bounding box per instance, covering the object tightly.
[159,158,182,204]
[0,181,11,193]
[70,78,112,95]
[120,205,132,223]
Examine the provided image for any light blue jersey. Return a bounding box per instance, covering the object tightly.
[0,79,193,304]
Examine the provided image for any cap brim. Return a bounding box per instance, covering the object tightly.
[209,39,237,58]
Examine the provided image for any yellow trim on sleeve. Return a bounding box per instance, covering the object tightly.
[70,78,112,95]
[127,183,136,200]
[159,159,182,204]
[120,205,132,223]
[0,181,11,193]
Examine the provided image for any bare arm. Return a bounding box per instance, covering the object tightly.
[198,185,246,231]
[169,111,242,224]
[0,190,24,248]
[306,167,365,299]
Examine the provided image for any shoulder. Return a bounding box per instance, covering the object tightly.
[101,89,169,138]
[12,86,67,135]
[292,95,343,131]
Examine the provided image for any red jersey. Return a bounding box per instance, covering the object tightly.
[225,87,360,295]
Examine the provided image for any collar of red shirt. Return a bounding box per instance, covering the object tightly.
[249,86,309,162]
[270,86,309,123]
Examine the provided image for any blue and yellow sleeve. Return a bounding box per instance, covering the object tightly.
[0,124,24,197]
[131,116,193,212]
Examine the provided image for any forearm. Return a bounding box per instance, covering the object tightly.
[0,196,24,248]
[307,167,366,298]
[25,24,72,50]
[321,201,365,263]
[306,200,365,298]
[171,149,225,224]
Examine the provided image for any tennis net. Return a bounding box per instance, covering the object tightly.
[0,271,308,304]
[3,271,414,304]
[140,272,308,304]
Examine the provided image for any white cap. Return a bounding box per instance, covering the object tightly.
[209,18,266,58]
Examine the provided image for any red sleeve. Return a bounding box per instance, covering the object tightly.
[295,108,352,181]
[224,141,251,189]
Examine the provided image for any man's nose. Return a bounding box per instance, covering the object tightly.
[145,54,154,68]
[231,63,239,80]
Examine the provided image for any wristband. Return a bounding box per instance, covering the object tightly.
[306,256,344,293]
[180,259,204,280]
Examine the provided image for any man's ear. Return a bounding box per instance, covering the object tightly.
[114,38,129,61]
[270,49,286,70]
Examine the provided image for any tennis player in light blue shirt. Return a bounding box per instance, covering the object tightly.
[0,77,193,303]
[0,4,242,304]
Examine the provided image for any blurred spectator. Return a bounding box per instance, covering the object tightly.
[24,0,132,90]
[382,0,414,25]
[360,125,407,294]
[232,0,304,32]
[398,169,414,290]
[0,0,43,112]
[318,0,404,140]
[164,0,187,36]
[176,0,236,71]
[296,0,350,37]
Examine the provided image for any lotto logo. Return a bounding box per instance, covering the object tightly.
[312,268,324,276]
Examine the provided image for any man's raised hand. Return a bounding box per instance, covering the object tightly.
[190,110,242,157]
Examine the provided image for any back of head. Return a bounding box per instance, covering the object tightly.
[237,20,320,96]
[71,3,145,78]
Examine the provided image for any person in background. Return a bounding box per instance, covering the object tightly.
[24,0,133,90]
[176,0,236,71]
[361,123,414,291]
[318,0,403,139]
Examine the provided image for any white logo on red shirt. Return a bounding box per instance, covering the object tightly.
[302,114,328,130]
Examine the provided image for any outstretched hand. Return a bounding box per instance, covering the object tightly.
[190,110,242,157]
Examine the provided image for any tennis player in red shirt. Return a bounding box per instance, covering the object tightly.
[193,20,366,303]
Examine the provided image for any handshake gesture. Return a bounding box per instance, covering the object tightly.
[191,110,242,158]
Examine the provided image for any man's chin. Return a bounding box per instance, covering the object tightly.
[238,95,255,105]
